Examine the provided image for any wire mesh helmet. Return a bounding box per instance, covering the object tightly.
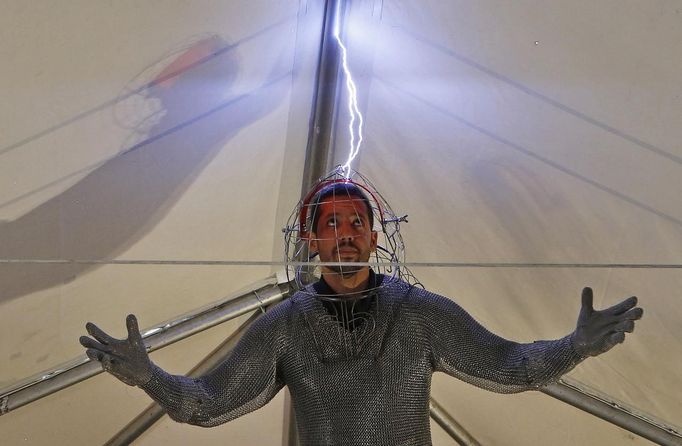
[284,166,414,294]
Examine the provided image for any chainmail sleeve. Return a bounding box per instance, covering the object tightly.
[412,288,584,393]
[138,300,291,426]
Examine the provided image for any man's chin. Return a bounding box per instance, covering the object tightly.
[339,265,363,279]
[324,261,365,279]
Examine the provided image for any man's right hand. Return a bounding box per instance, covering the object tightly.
[79,314,153,386]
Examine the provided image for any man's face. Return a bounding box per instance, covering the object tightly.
[310,194,377,277]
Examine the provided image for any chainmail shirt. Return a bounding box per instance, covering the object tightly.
[140,276,583,445]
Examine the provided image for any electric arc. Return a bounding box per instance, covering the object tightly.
[332,1,364,178]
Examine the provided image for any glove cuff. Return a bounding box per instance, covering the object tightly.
[136,361,159,388]
[568,331,589,359]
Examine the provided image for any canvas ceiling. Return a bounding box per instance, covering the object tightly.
[0,1,680,445]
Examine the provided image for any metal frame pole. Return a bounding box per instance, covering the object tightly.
[542,380,682,446]
[429,398,482,446]
[284,1,347,445]
[0,280,290,415]
[300,0,345,194]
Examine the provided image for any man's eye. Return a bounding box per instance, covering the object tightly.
[326,219,337,227]
[353,218,363,227]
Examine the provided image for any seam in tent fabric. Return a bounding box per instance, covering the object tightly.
[0,259,680,268]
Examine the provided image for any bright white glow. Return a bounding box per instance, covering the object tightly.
[333,1,363,179]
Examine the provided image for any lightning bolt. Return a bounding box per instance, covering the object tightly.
[333,1,363,179]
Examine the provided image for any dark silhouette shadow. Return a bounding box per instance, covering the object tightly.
[466,155,595,261]
[0,17,292,158]
[0,31,291,302]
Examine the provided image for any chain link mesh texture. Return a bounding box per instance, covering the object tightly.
[140,276,583,445]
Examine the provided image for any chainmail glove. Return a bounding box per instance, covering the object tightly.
[79,314,154,387]
[571,287,643,357]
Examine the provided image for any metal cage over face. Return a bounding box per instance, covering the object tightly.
[283,166,414,294]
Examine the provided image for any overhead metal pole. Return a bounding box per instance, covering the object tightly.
[429,398,482,446]
[542,380,682,446]
[285,1,347,445]
[300,0,345,194]
[105,310,266,446]
[0,280,290,416]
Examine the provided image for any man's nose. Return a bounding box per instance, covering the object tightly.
[336,223,354,241]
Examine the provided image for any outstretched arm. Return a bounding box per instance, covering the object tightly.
[80,307,288,427]
[422,287,642,393]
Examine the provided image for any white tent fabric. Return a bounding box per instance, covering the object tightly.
[1,1,680,444]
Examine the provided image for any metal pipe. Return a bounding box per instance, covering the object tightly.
[299,0,345,195]
[105,310,265,446]
[283,390,300,446]
[284,2,347,445]
[0,280,291,415]
[541,379,682,446]
[429,397,481,446]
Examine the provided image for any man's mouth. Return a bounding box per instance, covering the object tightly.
[336,247,359,256]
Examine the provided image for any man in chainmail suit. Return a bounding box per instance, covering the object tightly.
[80,182,643,445]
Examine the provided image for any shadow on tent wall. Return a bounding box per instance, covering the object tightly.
[0,27,290,303]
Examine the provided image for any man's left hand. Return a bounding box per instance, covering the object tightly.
[571,287,643,357]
